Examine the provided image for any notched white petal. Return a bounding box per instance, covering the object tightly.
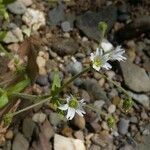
[58,104,69,110]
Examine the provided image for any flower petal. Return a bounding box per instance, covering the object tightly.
[90,53,95,61]
[58,104,69,110]
[101,39,113,52]
[102,62,112,70]
[66,107,76,120]
[93,64,101,71]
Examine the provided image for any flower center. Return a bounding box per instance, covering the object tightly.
[69,97,78,108]
[93,57,102,67]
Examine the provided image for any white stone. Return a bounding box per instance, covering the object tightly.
[54,134,86,150]
[32,112,46,123]
[3,28,23,43]
[108,104,116,114]
[18,0,33,6]
[22,8,45,31]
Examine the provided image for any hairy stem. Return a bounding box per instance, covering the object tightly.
[12,97,51,116]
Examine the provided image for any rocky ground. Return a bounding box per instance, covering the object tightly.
[0,0,150,150]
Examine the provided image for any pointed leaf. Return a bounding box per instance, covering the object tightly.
[7,77,30,96]
[0,92,8,108]
[51,71,61,96]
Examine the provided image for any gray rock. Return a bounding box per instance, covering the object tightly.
[94,100,105,110]
[61,21,72,32]
[119,144,134,150]
[3,27,23,43]
[82,79,108,101]
[74,78,83,87]
[130,116,138,123]
[48,3,65,26]
[76,5,117,41]
[12,133,29,150]
[90,144,101,150]
[3,141,11,150]
[36,75,49,86]
[48,71,63,82]
[71,115,85,130]
[118,118,130,135]
[138,125,150,150]
[120,61,150,92]
[128,91,149,108]
[67,61,83,75]
[51,38,79,56]
[7,1,26,15]
[32,112,46,123]
[22,117,35,141]
[49,112,66,126]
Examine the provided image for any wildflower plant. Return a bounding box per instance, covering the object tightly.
[1,21,133,124]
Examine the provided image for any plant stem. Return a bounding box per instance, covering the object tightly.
[97,71,131,99]
[12,97,51,116]
[59,66,91,92]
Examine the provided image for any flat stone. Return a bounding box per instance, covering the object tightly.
[51,38,79,56]
[76,5,117,41]
[7,1,26,15]
[3,27,23,43]
[120,60,150,92]
[118,118,130,135]
[82,79,108,101]
[128,91,149,108]
[22,117,35,141]
[48,3,65,26]
[12,133,29,150]
[54,134,86,150]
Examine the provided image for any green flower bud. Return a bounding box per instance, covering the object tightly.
[3,113,13,126]
[98,21,108,32]
[123,98,133,111]
[107,116,115,128]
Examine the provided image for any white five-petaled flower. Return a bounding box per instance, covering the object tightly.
[90,48,112,71]
[58,96,86,120]
[90,40,126,71]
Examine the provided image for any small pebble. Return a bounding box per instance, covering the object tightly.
[71,115,85,130]
[5,130,14,140]
[61,21,72,32]
[108,104,116,114]
[36,75,49,86]
[32,112,46,123]
[118,118,130,135]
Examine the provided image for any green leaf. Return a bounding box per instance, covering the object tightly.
[0,92,8,108]
[51,71,61,96]
[2,0,16,5]
[0,31,7,41]
[7,77,31,96]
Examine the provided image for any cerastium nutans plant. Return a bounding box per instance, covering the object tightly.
[1,22,133,128]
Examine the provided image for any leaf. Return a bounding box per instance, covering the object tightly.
[0,92,8,108]
[51,71,61,96]
[7,77,30,96]
[2,0,16,5]
[0,31,7,41]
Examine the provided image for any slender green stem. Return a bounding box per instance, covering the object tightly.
[12,97,51,116]
[59,67,91,92]
[12,92,48,101]
[97,71,131,99]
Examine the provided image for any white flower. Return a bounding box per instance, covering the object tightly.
[109,46,126,61]
[90,48,112,71]
[101,39,113,52]
[58,96,86,120]
[90,40,126,71]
